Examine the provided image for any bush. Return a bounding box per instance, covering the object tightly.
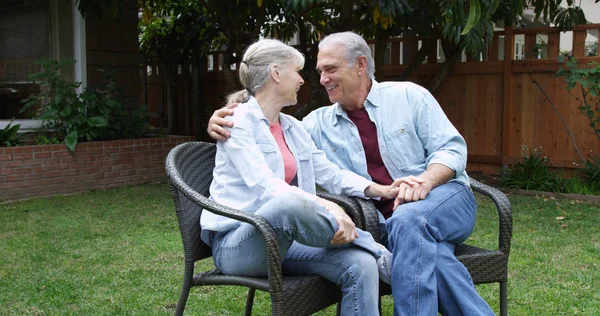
[560,175,600,195]
[582,157,600,190]
[0,119,23,147]
[501,147,562,192]
[21,58,155,151]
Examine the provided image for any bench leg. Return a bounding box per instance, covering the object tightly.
[500,281,508,316]
[245,288,256,316]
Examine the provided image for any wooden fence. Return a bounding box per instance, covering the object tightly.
[141,24,600,174]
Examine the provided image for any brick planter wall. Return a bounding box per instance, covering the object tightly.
[0,136,195,202]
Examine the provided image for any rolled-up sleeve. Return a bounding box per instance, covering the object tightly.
[415,91,467,176]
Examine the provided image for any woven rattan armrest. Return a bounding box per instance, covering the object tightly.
[167,163,285,293]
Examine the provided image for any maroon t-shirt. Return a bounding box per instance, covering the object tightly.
[346,107,395,219]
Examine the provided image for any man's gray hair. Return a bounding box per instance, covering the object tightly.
[227,39,305,105]
[319,32,375,79]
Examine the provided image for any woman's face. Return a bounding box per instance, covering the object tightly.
[279,63,304,106]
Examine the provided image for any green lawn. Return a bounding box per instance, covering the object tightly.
[1,183,598,315]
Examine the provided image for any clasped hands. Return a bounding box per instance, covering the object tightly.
[320,176,431,245]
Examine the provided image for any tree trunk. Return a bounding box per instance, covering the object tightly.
[373,31,390,82]
[164,61,175,134]
[401,44,430,80]
[191,62,200,140]
[295,17,329,118]
[428,39,460,93]
[222,45,239,93]
[195,57,210,141]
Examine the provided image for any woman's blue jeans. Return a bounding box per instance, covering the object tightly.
[385,181,494,316]
[211,192,383,316]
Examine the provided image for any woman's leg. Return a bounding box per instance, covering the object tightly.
[283,242,380,316]
[212,191,383,276]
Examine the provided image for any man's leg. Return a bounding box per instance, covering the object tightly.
[283,242,380,315]
[436,241,494,315]
[386,181,490,315]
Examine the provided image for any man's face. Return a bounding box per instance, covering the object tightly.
[316,44,361,105]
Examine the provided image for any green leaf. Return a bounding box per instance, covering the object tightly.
[80,91,97,101]
[64,131,78,152]
[54,92,64,104]
[40,110,58,120]
[105,100,121,108]
[461,0,481,35]
[59,107,72,117]
[2,123,21,140]
[88,116,109,127]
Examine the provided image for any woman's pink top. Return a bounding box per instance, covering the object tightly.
[269,121,297,184]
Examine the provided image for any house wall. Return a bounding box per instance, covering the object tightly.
[0,136,194,202]
[85,0,141,108]
[559,0,600,52]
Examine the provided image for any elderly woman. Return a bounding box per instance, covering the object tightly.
[200,39,396,315]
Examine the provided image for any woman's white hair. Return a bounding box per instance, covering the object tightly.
[226,39,305,105]
[318,31,375,79]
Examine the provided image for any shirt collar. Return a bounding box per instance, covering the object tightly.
[332,79,379,125]
[365,79,380,107]
[247,96,291,130]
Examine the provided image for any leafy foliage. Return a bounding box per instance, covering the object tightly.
[72,0,124,18]
[556,56,600,143]
[501,147,562,191]
[21,59,153,152]
[582,157,600,190]
[0,119,23,147]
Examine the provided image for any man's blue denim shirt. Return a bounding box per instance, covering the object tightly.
[201,96,374,232]
[302,80,470,187]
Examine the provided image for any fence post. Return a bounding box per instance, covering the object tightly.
[572,29,587,58]
[501,26,516,166]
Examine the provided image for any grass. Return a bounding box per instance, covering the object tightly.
[1,183,599,315]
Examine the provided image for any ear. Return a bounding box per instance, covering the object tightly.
[356,56,367,75]
[269,64,281,83]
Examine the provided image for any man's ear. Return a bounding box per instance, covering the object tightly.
[270,64,281,83]
[356,56,367,75]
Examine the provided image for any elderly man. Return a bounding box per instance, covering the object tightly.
[208,32,493,315]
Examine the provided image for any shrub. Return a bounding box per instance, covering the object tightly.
[21,58,154,151]
[0,119,23,147]
[501,147,562,192]
[560,175,600,195]
[582,157,600,190]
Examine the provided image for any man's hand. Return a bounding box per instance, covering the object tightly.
[316,198,358,245]
[392,176,431,210]
[207,103,238,141]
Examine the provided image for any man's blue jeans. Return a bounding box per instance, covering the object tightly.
[211,192,383,315]
[386,181,494,316]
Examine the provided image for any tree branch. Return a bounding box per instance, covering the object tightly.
[525,65,586,163]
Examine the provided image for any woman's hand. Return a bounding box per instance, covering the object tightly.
[207,103,238,141]
[316,198,358,245]
[364,183,400,199]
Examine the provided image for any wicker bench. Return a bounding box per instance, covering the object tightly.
[166,141,512,315]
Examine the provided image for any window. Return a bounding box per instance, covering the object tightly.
[0,0,86,132]
[0,0,50,121]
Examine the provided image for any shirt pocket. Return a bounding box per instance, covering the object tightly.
[256,141,279,173]
[320,143,352,170]
[383,125,425,169]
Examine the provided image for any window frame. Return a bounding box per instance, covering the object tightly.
[0,0,86,132]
